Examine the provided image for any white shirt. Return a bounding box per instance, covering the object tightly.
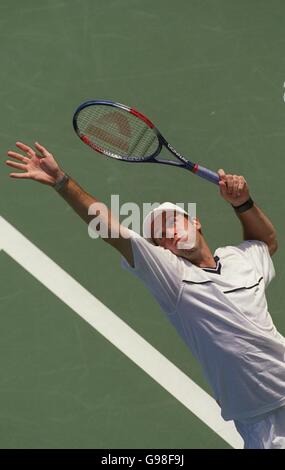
[122,231,285,422]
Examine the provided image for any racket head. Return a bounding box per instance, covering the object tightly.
[73,100,162,161]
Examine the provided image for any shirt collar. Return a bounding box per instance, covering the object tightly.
[202,256,221,274]
[182,261,214,284]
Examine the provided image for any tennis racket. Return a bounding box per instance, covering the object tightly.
[72,100,220,185]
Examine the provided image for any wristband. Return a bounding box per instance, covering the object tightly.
[54,173,69,192]
[231,197,254,213]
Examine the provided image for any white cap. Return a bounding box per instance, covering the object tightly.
[143,202,189,243]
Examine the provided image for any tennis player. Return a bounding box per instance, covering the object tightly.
[6,141,285,449]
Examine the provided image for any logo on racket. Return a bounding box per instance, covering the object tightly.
[86,111,131,153]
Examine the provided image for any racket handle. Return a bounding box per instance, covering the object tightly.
[194,165,220,185]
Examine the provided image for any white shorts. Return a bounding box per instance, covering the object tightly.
[234,406,285,449]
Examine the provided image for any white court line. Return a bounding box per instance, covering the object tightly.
[0,215,243,448]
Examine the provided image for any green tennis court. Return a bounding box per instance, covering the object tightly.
[0,0,284,449]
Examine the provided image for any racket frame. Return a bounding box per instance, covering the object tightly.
[73,100,219,184]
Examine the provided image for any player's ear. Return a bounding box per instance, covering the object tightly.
[192,217,202,232]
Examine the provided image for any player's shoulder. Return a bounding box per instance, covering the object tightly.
[215,240,268,259]
[127,229,182,263]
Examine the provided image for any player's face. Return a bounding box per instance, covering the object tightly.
[152,212,199,257]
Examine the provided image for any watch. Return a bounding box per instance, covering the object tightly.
[54,173,69,192]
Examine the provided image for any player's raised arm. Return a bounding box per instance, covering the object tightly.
[5,141,134,266]
[218,168,278,256]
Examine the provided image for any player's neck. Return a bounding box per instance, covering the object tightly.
[188,237,216,268]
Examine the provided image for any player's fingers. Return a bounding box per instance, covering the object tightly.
[9,172,30,179]
[218,168,226,180]
[219,179,228,196]
[6,160,27,170]
[232,175,240,196]
[237,177,245,196]
[16,141,36,156]
[34,142,51,158]
[7,151,30,162]
[225,174,234,193]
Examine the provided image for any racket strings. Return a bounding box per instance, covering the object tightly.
[76,105,159,159]
[128,125,157,157]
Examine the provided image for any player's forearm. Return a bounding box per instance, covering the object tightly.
[56,176,120,239]
[217,169,278,255]
[235,203,278,254]
[56,176,131,259]
[56,176,97,224]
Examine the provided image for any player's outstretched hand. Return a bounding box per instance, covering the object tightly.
[6,141,64,186]
[218,168,250,207]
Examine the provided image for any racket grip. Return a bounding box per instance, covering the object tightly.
[194,165,220,185]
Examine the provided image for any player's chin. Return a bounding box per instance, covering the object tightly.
[175,246,197,258]
[176,240,197,252]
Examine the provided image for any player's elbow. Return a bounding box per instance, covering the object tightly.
[267,234,278,256]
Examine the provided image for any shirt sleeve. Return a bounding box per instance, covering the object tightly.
[121,230,184,313]
[236,240,275,287]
